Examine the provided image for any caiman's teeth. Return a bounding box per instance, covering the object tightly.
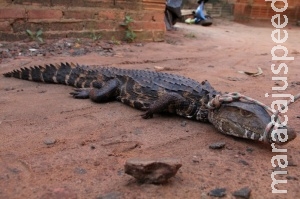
[244,128,267,142]
[243,129,249,138]
[250,132,255,140]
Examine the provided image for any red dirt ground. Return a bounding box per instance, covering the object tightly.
[0,20,300,199]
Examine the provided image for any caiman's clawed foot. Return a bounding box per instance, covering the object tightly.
[141,110,153,119]
[70,88,91,99]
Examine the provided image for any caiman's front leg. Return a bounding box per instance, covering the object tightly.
[70,79,119,102]
[141,92,187,119]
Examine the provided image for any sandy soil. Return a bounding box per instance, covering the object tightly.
[0,19,300,199]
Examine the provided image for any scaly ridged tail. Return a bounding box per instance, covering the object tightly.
[3,62,98,88]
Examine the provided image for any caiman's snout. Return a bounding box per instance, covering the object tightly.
[264,125,296,145]
[207,101,297,145]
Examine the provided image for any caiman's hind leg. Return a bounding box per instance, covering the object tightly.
[70,79,120,102]
[141,92,187,119]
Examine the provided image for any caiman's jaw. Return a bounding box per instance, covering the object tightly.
[207,101,297,145]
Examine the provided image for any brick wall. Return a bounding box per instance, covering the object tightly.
[0,0,166,42]
[234,0,300,23]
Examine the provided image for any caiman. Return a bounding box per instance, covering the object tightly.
[3,63,296,145]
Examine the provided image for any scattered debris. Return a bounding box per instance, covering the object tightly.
[29,48,38,52]
[154,66,173,71]
[38,90,47,93]
[227,77,245,81]
[43,138,57,145]
[74,43,81,48]
[96,191,122,199]
[0,38,118,62]
[209,188,227,197]
[192,156,200,163]
[286,176,298,181]
[287,156,297,167]
[246,147,253,153]
[124,158,182,184]
[273,166,281,171]
[100,44,113,52]
[4,87,15,91]
[65,42,72,48]
[274,82,280,86]
[238,67,263,77]
[209,142,226,149]
[291,81,300,88]
[239,159,249,166]
[133,128,143,135]
[232,187,251,199]
[74,167,87,174]
[71,48,88,56]
[181,120,187,127]
[154,66,165,71]
[41,187,77,199]
[135,43,144,47]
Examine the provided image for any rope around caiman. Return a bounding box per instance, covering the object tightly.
[207,92,300,143]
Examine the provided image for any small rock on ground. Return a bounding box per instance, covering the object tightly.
[124,158,182,184]
[4,87,15,91]
[246,147,253,153]
[287,156,297,166]
[209,188,226,197]
[209,142,226,149]
[44,138,57,145]
[96,191,122,199]
[40,187,77,199]
[239,159,249,166]
[74,167,87,174]
[232,187,251,199]
[286,176,298,180]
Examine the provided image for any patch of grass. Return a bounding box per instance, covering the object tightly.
[120,15,136,42]
[26,29,44,43]
[90,31,102,41]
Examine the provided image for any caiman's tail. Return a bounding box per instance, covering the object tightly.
[3,62,96,88]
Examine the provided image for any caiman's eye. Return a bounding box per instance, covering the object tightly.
[240,109,253,117]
